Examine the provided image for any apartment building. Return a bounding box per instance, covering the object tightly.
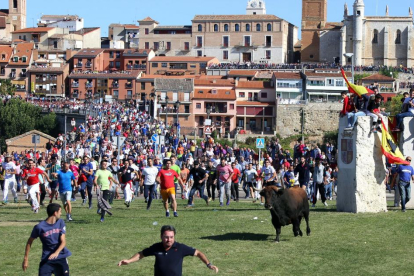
[273,72,304,103]
[38,15,84,31]
[28,61,69,97]
[148,56,219,75]
[122,49,154,71]
[5,42,33,97]
[235,80,275,133]
[109,23,139,49]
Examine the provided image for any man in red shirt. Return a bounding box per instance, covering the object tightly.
[156,160,185,218]
[340,91,353,117]
[22,159,51,213]
[230,162,241,202]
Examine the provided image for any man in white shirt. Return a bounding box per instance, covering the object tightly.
[141,158,159,210]
[2,155,18,204]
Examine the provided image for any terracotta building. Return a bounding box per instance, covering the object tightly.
[5,41,33,97]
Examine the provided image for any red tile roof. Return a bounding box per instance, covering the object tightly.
[139,17,159,23]
[237,81,272,89]
[362,73,395,81]
[74,48,105,57]
[10,43,34,65]
[194,79,235,86]
[0,45,13,62]
[12,27,54,33]
[228,70,257,76]
[274,72,302,79]
[70,27,100,35]
[193,89,236,100]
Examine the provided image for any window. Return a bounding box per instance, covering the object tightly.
[230,104,234,110]
[184,42,190,50]
[153,42,159,50]
[152,63,158,68]
[115,61,120,68]
[109,51,114,58]
[116,52,121,58]
[113,90,119,97]
[267,23,272,31]
[235,24,240,32]
[373,29,378,44]
[224,24,229,32]
[310,55,314,59]
[239,92,245,98]
[166,42,171,50]
[196,103,201,109]
[265,36,271,47]
[261,93,267,99]
[214,24,218,32]
[396,30,401,44]
[223,50,228,60]
[53,41,58,49]
[223,36,229,47]
[244,36,251,47]
[13,0,17,9]
[197,36,203,47]
[22,56,27,62]
[256,24,261,32]
[161,63,167,68]
[145,28,149,35]
[197,50,202,57]
[141,82,145,90]
[109,61,114,68]
[198,24,202,32]
[13,56,18,62]
[265,50,271,59]
[246,24,250,32]
[145,42,149,49]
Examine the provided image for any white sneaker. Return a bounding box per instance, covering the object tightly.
[311,204,315,207]
[68,214,73,221]
[323,202,328,207]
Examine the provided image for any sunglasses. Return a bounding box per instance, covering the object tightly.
[407,159,412,162]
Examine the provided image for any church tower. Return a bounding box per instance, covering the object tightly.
[301,0,327,62]
[246,0,266,15]
[9,0,26,32]
[353,0,364,66]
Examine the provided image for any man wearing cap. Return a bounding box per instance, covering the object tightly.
[1,155,18,204]
[187,161,209,207]
[392,156,414,212]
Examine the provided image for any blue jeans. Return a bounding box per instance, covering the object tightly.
[188,184,208,205]
[396,112,414,128]
[398,182,411,210]
[325,182,333,198]
[348,112,366,127]
[144,184,156,208]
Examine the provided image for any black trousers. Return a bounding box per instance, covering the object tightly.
[206,181,216,200]
[313,183,326,204]
[40,184,47,205]
[100,190,110,219]
[231,182,239,200]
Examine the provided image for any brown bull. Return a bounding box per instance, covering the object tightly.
[259,186,310,242]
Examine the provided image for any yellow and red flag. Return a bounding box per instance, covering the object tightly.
[381,121,410,165]
[340,68,374,97]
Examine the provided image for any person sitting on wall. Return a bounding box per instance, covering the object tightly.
[393,88,414,132]
[345,93,370,131]
[339,91,353,118]
[366,94,385,133]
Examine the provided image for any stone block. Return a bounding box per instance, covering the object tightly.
[337,116,387,213]
[397,117,414,209]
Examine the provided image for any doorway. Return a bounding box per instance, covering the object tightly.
[242,52,252,62]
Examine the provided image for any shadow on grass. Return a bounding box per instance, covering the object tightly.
[200,232,271,241]
[310,207,337,213]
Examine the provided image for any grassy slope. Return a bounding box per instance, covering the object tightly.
[0,199,412,276]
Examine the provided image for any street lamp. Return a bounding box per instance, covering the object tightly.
[175,100,181,136]
[165,95,169,127]
[344,53,354,84]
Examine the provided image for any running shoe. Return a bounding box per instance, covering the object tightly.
[186,204,194,208]
[100,218,104,222]
[82,199,86,206]
[174,211,178,217]
[323,202,328,207]
[34,208,39,214]
[68,214,73,221]
[219,202,223,207]
[97,208,101,214]
[204,197,209,206]
[226,199,230,206]
[166,211,170,217]
[14,197,18,203]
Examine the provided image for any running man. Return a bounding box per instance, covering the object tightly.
[46,157,61,204]
[52,161,76,221]
[118,161,139,208]
[216,158,233,206]
[22,159,51,213]
[107,158,120,204]
[187,161,209,207]
[22,203,72,275]
[1,155,18,204]
[156,160,185,217]
[79,156,94,208]
[94,160,118,222]
[141,157,159,210]
[118,225,218,275]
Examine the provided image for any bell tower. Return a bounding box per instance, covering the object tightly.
[246,0,266,15]
[301,0,327,62]
[9,0,26,32]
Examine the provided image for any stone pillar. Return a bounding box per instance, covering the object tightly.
[337,116,387,213]
[398,117,414,209]
[383,26,389,66]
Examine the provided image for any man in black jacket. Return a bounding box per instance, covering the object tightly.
[205,160,217,202]
[294,157,311,192]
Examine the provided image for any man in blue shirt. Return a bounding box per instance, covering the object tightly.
[22,203,72,275]
[79,156,95,208]
[393,157,414,212]
[52,161,76,221]
[118,225,218,276]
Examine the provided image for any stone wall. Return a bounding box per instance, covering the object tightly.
[337,116,387,213]
[276,103,342,138]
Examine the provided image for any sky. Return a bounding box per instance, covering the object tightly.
[21,0,414,37]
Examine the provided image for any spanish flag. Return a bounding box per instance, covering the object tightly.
[381,121,410,165]
[340,68,374,97]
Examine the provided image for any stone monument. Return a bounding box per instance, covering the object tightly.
[337,116,387,213]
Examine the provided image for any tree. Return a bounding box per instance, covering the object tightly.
[383,94,404,116]
[0,79,16,96]
[0,99,58,152]
[379,67,399,79]
[354,73,371,85]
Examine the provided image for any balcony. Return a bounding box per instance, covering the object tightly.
[85,62,92,68]
[112,82,119,88]
[247,97,259,101]
[77,62,83,67]
[234,43,258,49]
[125,95,133,100]
[86,83,93,88]
[72,82,79,88]
[194,43,202,48]
[205,106,228,114]
[20,72,27,78]
[125,83,133,89]
[307,82,325,87]
[10,72,16,79]
[221,43,229,48]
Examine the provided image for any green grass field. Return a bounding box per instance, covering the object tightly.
[0,198,413,276]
